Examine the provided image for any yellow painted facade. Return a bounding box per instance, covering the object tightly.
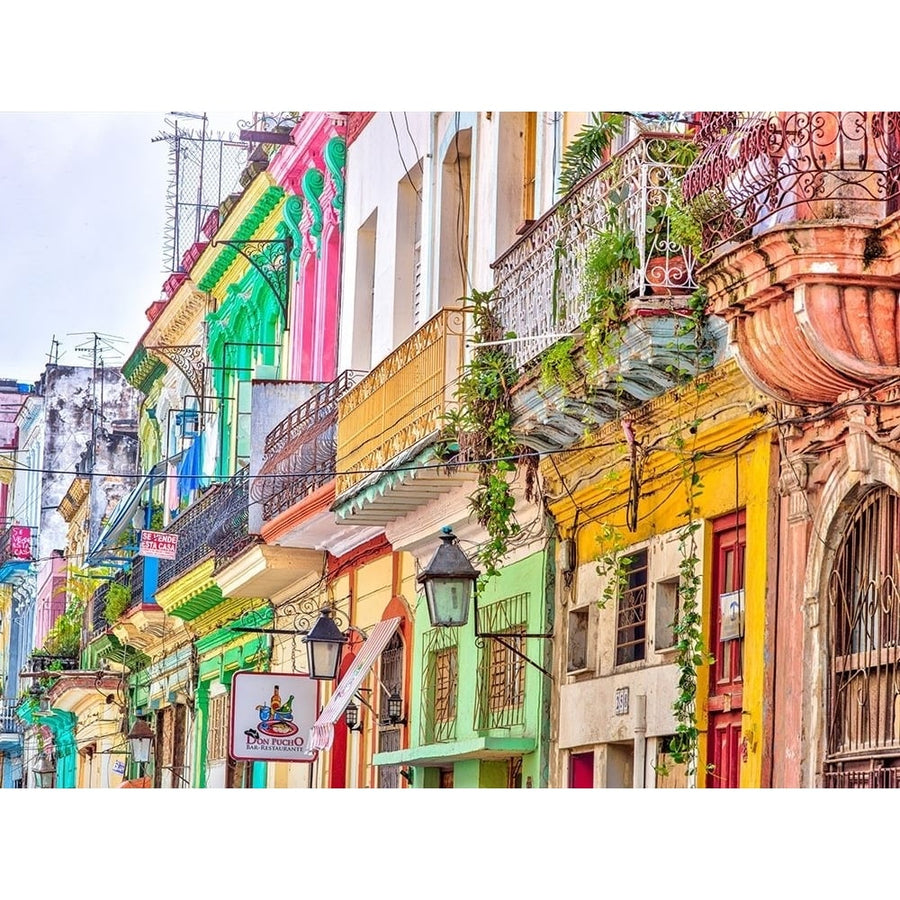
[544,359,774,787]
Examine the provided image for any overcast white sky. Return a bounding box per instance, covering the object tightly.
[0,111,246,384]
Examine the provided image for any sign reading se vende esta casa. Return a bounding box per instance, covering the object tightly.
[138,529,179,560]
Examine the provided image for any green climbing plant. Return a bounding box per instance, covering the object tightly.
[443,288,535,582]
[595,523,631,610]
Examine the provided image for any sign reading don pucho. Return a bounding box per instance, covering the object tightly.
[229,671,319,763]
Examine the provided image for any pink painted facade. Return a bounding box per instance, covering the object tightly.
[268,112,345,382]
[33,550,67,650]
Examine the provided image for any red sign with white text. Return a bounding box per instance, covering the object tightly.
[9,525,32,559]
[138,529,178,560]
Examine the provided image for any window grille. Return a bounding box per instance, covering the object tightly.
[421,627,458,744]
[825,486,900,783]
[475,593,528,730]
[379,632,404,725]
[616,550,648,665]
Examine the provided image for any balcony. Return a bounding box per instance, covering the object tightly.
[686,112,900,406]
[0,701,22,747]
[157,468,253,591]
[333,307,474,526]
[493,131,699,374]
[257,370,364,522]
[492,132,717,450]
[684,112,900,256]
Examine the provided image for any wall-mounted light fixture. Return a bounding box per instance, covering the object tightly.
[32,752,56,789]
[302,607,349,681]
[386,690,406,726]
[126,717,155,778]
[344,700,363,732]
[416,526,480,627]
[417,527,555,679]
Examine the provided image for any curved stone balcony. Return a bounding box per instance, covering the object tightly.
[702,217,900,405]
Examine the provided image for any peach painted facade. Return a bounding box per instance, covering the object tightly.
[691,111,900,788]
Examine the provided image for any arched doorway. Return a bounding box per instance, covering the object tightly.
[824,484,900,787]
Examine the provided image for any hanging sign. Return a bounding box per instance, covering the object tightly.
[9,525,32,559]
[138,529,179,560]
[720,589,745,642]
[229,671,319,763]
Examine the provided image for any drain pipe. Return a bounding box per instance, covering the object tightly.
[634,694,647,788]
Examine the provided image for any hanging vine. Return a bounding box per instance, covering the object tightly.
[442,288,537,582]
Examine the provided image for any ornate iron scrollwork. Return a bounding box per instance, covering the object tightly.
[145,344,206,401]
[211,237,293,321]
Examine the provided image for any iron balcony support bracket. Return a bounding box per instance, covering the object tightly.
[211,237,294,323]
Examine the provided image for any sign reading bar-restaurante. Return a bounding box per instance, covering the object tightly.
[138,529,179,560]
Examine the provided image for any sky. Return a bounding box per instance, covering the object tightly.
[0,111,246,384]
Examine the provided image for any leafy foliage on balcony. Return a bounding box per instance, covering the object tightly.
[558,113,625,195]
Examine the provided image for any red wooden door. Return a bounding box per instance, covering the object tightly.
[707,511,746,788]
[569,751,594,788]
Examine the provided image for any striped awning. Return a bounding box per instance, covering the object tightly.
[308,617,402,752]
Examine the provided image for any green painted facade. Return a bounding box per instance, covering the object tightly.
[376,546,554,788]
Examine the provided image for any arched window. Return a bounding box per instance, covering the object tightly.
[826,485,900,786]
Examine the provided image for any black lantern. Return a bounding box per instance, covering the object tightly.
[344,700,362,732]
[127,717,155,774]
[32,752,56,789]
[387,690,406,726]
[303,607,348,680]
[417,527,480,627]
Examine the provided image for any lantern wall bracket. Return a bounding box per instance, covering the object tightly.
[473,597,554,680]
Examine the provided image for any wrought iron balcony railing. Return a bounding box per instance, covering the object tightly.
[255,370,365,521]
[0,702,22,735]
[88,580,111,639]
[128,555,146,610]
[335,308,467,496]
[157,467,254,590]
[683,111,900,255]
[492,132,698,372]
[208,466,254,570]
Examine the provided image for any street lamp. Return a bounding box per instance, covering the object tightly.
[127,717,154,777]
[417,527,480,627]
[32,752,56,789]
[302,607,348,680]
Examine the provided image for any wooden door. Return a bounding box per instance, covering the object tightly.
[569,751,594,788]
[707,511,746,788]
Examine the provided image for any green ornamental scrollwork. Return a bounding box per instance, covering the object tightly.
[282,195,304,261]
[302,168,326,255]
[324,136,346,221]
